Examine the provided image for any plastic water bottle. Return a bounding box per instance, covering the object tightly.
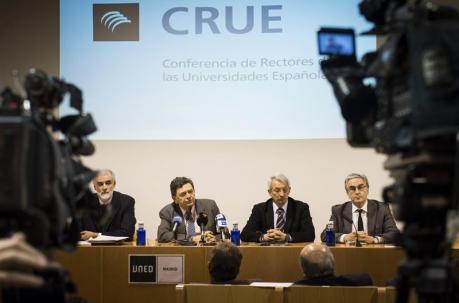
[136,221,146,246]
[231,223,241,246]
[325,221,336,247]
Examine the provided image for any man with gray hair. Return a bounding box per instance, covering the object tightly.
[320,173,399,244]
[295,243,373,286]
[241,174,315,243]
[79,169,136,240]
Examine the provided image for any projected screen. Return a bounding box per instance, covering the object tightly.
[60,0,375,139]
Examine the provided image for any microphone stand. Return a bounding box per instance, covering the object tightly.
[343,215,362,247]
[200,223,205,244]
[220,229,225,241]
[355,231,362,247]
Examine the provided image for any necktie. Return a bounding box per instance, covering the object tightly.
[357,209,364,231]
[99,204,110,231]
[185,210,196,237]
[276,208,285,230]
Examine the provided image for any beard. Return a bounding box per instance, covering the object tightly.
[98,191,113,202]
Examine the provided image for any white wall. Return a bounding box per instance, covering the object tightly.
[83,139,393,241]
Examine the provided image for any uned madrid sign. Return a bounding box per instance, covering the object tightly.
[129,254,184,284]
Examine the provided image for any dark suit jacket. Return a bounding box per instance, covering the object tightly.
[294,273,373,286]
[240,197,315,243]
[320,199,399,244]
[79,191,136,240]
[157,199,220,242]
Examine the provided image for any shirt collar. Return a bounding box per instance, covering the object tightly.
[273,199,289,213]
[352,200,368,213]
[98,195,113,206]
[180,205,196,217]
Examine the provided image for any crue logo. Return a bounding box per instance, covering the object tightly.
[93,3,139,41]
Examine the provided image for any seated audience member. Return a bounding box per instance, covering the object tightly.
[157,177,220,243]
[241,174,315,243]
[79,169,136,240]
[295,243,373,286]
[320,173,399,244]
[208,242,248,284]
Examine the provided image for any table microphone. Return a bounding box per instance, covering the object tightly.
[197,212,208,243]
[342,215,362,247]
[215,214,228,240]
[172,215,182,233]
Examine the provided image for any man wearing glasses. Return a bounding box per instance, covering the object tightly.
[79,169,136,240]
[241,174,315,243]
[320,173,399,244]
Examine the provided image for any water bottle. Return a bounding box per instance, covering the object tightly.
[136,221,146,246]
[230,223,241,246]
[325,221,335,247]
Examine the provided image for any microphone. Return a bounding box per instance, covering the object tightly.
[197,212,208,243]
[215,214,228,240]
[172,215,182,233]
[342,214,362,247]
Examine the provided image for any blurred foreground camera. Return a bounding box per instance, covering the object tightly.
[0,69,97,250]
[0,69,97,302]
[319,1,459,303]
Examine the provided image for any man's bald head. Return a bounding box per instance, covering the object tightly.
[299,243,335,279]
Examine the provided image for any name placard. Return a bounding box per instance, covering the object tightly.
[128,254,184,284]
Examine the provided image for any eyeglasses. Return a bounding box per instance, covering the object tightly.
[347,184,367,192]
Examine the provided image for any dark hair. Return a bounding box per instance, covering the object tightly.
[170,177,194,198]
[208,242,243,282]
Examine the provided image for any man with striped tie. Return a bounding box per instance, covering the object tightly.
[241,174,315,243]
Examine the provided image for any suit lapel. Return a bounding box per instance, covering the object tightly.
[343,202,353,233]
[265,200,274,229]
[366,200,377,235]
[283,198,294,232]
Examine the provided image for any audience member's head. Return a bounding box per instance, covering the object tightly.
[208,242,243,283]
[299,243,335,279]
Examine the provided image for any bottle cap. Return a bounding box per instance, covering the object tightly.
[233,222,238,229]
[138,221,144,228]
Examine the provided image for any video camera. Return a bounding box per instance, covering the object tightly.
[318,1,459,302]
[0,69,97,251]
[319,0,459,153]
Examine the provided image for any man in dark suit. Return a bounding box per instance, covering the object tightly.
[241,174,315,243]
[295,243,373,286]
[79,169,136,240]
[157,177,221,243]
[320,173,399,244]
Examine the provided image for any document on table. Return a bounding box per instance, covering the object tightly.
[250,282,293,288]
[88,235,128,244]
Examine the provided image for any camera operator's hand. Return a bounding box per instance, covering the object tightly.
[80,231,98,241]
[0,233,49,287]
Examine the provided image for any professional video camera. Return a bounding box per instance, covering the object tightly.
[318,1,459,302]
[0,69,97,302]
